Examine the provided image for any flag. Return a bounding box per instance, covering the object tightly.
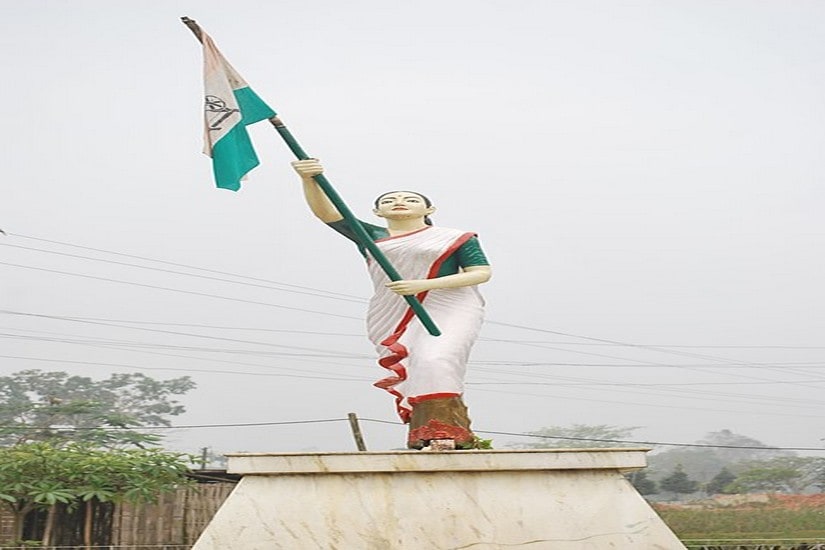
[201,33,276,191]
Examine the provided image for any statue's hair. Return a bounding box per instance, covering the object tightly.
[374,191,434,226]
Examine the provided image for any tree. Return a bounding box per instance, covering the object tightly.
[626,470,658,495]
[0,369,195,447]
[698,429,788,462]
[0,442,193,546]
[728,457,825,494]
[815,461,825,492]
[727,466,800,494]
[647,429,789,485]
[511,424,640,449]
[705,467,737,495]
[659,464,699,499]
[647,447,727,486]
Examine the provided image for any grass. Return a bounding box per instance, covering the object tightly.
[654,495,825,545]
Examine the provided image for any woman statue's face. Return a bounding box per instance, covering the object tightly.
[373,192,435,220]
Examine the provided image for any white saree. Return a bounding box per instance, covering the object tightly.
[366,226,486,422]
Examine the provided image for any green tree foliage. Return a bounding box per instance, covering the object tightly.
[0,442,193,545]
[727,466,800,494]
[647,429,789,485]
[705,467,737,495]
[511,424,640,449]
[626,470,658,495]
[0,370,195,447]
[728,457,825,494]
[659,464,699,498]
[816,462,825,492]
[648,447,727,486]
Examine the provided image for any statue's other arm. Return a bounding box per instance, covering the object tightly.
[291,159,343,223]
[384,265,492,296]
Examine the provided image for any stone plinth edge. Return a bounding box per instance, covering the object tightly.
[225,447,651,475]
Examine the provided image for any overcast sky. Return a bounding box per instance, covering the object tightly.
[2,1,824,457]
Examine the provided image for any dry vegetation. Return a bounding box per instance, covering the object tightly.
[656,494,825,544]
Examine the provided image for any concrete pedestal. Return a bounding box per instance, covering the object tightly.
[193,448,685,549]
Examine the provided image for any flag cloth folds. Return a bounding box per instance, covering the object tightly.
[201,33,276,191]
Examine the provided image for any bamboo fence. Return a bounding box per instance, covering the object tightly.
[0,483,235,548]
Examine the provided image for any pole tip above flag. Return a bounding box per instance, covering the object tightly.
[181,17,204,43]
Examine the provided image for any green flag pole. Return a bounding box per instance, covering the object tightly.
[181,17,441,337]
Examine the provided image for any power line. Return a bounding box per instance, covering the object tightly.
[479,338,825,350]
[9,332,825,416]
[471,360,825,368]
[486,320,816,369]
[466,385,825,419]
[6,311,825,411]
[473,429,825,453]
[12,313,822,370]
[8,233,820,356]
[483,341,825,391]
[357,419,825,452]
[8,314,824,418]
[0,354,373,382]
[9,310,825,396]
[1,419,349,430]
[0,331,370,360]
[0,242,366,304]
[0,310,369,357]
[8,339,370,378]
[0,263,364,321]
[4,415,823,452]
[467,379,825,387]
[7,232,822,365]
[3,238,819,389]
[12,311,823,368]
[6,232,364,301]
[4,234,822,392]
[8,309,820,351]
[0,330,374,379]
[8,316,824,406]
[7,345,824,415]
[13,316,363,337]
[472,377,825,408]
[0,328,375,378]
[8,308,805,392]
[10,315,822,371]
[9,329,823,394]
[0,323,369,360]
[481,325,825,391]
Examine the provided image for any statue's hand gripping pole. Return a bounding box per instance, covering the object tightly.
[181,17,441,336]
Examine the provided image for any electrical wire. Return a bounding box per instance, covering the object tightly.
[0,242,366,304]
[5,233,365,300]
[4,310,825,412]
[3,415,823,452]
[357,418,825,452]
[7,233,822,359]
[4,232,824,413]
[0,354,373,382]
[0,310,369,357]
[6,307,817,394]
[0,262,364,321]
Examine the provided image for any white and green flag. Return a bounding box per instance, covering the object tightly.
[202,33,275,191]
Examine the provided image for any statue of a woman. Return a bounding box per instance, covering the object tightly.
[292,159,492,449]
